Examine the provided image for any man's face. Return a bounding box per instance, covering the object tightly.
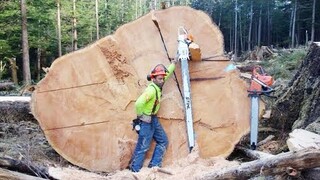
[153,75,165,88]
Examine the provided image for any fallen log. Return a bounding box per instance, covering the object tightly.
[0,96,34,122]
[235,146,273,160]
[257,135,275,147]
[0,168,46,180]
[31,6,254,172]
[197,148,320,180]
[0,82,15,91]
[0,157,51,179]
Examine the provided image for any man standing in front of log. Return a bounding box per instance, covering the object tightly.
[129,59,177,172]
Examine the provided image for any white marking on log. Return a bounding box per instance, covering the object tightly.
[0,96,31,102]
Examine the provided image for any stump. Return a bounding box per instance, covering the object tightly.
[270,43,320,133]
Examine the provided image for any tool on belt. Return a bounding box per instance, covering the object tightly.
[248,66,274,150]
[132,84,159,134]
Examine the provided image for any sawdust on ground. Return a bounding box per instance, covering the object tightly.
[48,145,239,180]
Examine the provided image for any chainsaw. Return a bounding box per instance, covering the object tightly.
[152,13,198,152]
[248,65,274,150]
[177,26,195,152]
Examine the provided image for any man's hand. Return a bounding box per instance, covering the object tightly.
[171,54,180,64]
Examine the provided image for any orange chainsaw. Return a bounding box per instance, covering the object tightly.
[248,66,274,95]
[248,66,274,150]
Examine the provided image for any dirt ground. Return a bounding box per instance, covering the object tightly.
[0,116,243,179]
[0,121,229,179]
[1,116,286,179]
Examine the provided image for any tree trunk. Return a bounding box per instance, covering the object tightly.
[234,0,238,60]
[8,58,18,85]
[197,148,320,180]
[267,1,271,46]
[72,0,77,51]
[57,0,62,57]
[257,4,262,47]
[239,8,244,52]
[306,30,308,46]
[248,0,253,51]
[289,5,293,38]
[20,0,31,85]
[139,0,142,16]
[291,0,297,48]
[31,7,250,173]
[311,0,316,43]
[37,48,41,81]
[218,4,221,27]
[95,0,99,40]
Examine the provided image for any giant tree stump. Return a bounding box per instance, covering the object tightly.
[31,6,250,172]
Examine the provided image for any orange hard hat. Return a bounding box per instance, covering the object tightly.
[151,65,167,77]
[147,64,168,81]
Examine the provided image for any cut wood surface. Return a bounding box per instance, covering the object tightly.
[197,148,320,180]
[287,129,320,151]
[31,6,251,172]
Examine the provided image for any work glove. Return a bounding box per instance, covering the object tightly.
[137,114,152,123]
[171,54,180,64]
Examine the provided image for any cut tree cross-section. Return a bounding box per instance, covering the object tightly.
[31,6,251,172]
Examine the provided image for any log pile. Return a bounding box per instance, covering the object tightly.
[241,46,275,61]
[30,7,254,172]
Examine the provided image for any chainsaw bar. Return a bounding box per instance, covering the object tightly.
[249,94,259,150]
[178,27,195,152]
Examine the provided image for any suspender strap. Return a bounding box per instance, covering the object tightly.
[150,84,159,115]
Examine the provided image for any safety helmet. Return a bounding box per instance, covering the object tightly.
[147,64,168,81]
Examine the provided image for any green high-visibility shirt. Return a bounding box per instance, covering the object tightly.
[135,63,175,116]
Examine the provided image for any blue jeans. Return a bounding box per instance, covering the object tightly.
[130,115,168,172]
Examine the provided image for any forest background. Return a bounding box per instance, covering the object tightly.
[0,0,319,85]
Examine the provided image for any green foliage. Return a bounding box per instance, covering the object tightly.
[260,49,307,79]
[0,0,318,83]
[0,0,21,59]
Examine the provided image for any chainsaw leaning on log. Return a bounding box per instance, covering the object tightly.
[176,26,196,152]
[248,66,274,150]
[152,13,201,152]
